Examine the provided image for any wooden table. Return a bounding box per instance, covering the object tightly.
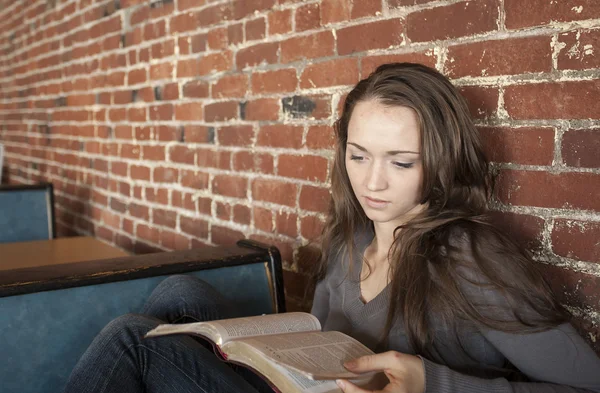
[0,236,129,270]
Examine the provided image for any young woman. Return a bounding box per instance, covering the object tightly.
[64,63,600,393]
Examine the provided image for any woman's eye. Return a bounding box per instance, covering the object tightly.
[393,162,414,169]
[349,155,364,161]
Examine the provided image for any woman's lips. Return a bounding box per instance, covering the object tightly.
[364,196,390,209]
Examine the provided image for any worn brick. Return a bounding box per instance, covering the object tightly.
[407,0,499,42]
[479,127,555,166]
[552,219,600,263]
[495,170,600,211]
[562,128,600,168]
[338,19,404,55]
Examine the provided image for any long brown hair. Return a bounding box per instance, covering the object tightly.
[316,63,568,360]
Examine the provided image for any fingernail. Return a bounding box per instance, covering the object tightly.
[336,380,345,389]
[344,360,356,369]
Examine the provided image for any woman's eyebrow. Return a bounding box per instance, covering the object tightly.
[347,142,419,155]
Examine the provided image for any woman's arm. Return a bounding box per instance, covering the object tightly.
[338,325,600,393]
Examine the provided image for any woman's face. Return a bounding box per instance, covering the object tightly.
[345,99,425,228]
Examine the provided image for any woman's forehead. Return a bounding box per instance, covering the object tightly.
[347,100,420,151]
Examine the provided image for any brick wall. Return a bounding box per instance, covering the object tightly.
[0,0,599,350]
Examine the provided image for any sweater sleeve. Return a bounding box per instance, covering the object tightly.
[310,277,330,328]
[422,322,600,393]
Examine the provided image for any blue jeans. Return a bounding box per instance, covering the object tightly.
[64,275,272,393]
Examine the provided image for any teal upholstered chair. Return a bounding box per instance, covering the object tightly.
[0,183,55,243]
[0,240,285,393]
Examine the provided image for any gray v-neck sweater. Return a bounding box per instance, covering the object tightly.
[310,233,600,393]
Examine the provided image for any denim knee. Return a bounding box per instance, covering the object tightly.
[141,275,237,322]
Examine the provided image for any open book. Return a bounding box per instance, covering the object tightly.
[145,312,377,393]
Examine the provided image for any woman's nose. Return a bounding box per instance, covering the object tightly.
[366,163,387,191]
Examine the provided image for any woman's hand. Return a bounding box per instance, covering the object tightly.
[336,351,425,393]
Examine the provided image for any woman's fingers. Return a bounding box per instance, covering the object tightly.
[344,351,404,373]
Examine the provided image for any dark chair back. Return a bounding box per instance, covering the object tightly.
[0,183,56,243]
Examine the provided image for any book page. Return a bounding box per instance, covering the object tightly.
[145,312,321,346]
[226,331,375,380]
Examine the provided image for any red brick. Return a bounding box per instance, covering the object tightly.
[407,0,499,42]
[137,223,160,245]
[183,80,210,98]
[160,230,190,251]
[299,185,330,212]
[557,29,600,71]
[170,12,199,33]
[153,208,177,228]
[207,27,228,50]
[146,188,169,204]
[233,204,251,225]
[156,126,183,142]
[199,51,234,75]
[162,83,179,100]
[505,80,600,120]
[175,102,204,121]
[180,216,209,239]
[232,0,276,20]
[129,107,147,122]
[552,219,600,263]
[295,3,320,32]
[252,68,297,94]
[150,62,173,80]
[278,154,328,182]
[228,23,244,45]
[212,74,248,98]
[233,151,274,174]
[321,0,381,24]
[300,58,359,88]
[130,165,150,181]
[236,42,279,69]
[184,126,211,143]
[205,101,238,122]
[338,19,404,55]
[218,125,254,147]
[244,98,280,121]
[281,31,335,63]
[268,9,292,35]
[169,145,196,165]
[143,145,166,161]
[177,58,199,78]
[446,36,551,78]
[479,127,555,166]
[276,211,298,237]
[254,207,273,232]
[216,202,232,220]
[120,144,141,159]
[178,0,207,11]
[300,215,325,239]
[144,20,166,41]
[180,169,209,189]
[153,167,178,183]
[252,179,298,206]
[495,170,600,211]
[306,125,335,150]
[211,225,244,246]
[505,0,600,29]
[246,17,266,41]
[562,129,600,168]
[537,264,600,312]
[487,211,545,250]
[360,52,437,78]
[257,125,303,148]
[458,86,499,119]
[149,104,173,121]
[191,33,207,53]
[213,175,248,198]
[198,149,232,170]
